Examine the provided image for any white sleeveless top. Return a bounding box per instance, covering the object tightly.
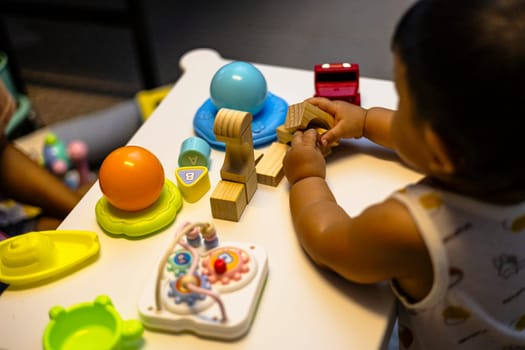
[391,183,525,349]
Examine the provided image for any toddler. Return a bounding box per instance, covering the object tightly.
[283,0,525,348]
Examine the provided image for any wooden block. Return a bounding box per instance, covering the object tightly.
[214,108,256,184]
[285,101,334,131]
[210,180,247,222]
[253,150,264,165]
[276,124,294,145]
[214,108,253,145]
[256,142,289,186]
[243,168,258,202]
[211,107,258,221]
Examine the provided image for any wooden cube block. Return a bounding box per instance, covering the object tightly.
[243,168,258,202]
[210,180,247,222]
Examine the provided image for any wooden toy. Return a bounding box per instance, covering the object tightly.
[277,101,337,156]
[255,142,289,187]
[175,166,211,203]
[210,108,257,221]
[210,181,247,222]
[276,101,334,145]
[314,62,361,105]
[253,101,338,189]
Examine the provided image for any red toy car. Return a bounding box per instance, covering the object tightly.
[314,62,361,106]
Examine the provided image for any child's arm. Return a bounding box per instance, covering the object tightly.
[306,97,394,149]
[0,142,84,219]
[283,129,433,301]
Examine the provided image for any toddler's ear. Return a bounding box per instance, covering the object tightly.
[423,125,455,175]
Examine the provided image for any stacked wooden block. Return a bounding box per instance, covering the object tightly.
[210,102,336,221]
[210,109,258,221]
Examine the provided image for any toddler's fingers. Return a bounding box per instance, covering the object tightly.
[320,130,336,147]
[306,97,338,115]
[301,128,319,147]
[290,130,304,148]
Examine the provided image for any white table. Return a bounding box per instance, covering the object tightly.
[0,48,422,349]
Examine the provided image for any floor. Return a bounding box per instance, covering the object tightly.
[3,0,415,126]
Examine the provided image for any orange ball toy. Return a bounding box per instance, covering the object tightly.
[99,146,165,211]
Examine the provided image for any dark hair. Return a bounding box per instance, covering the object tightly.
[392,0,525,191]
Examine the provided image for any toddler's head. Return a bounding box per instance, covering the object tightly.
[392,0,525,192]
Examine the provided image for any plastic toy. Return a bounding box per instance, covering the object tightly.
[178,136,211,168]
[210,108,257,221]
[135,84,172,120]
[314,62,361,105]
[137,221,268,340]
[67,140,90,187]
[210,61,268,116]
[0,230,99,288]
[95,145,183,237]
[43,133,71,176]
[175,166,211,203]
[43,295,143,350]
[42,133,95,189]
[193,61,288,149]
[1,51,32,138]
[99,145,165,212]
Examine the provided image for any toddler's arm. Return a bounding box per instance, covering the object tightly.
[0,142,85,220]
[306,97,395,149]
[283,125,433,301]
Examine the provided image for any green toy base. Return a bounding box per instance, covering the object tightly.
[43,295,143,350]
[95,179,182,237]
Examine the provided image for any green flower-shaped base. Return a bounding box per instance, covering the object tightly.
[95,179,182,237]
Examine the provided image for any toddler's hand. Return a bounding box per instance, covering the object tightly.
[283,129,326,186]
[306,97,367,147]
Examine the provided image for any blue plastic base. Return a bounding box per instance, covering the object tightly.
[193,92,288,150]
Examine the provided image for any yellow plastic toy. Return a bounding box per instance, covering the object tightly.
[175,166,211,203]
[0,230,100,288]
[135,84,172,120]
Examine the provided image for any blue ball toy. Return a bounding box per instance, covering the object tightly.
[210,61,268,115]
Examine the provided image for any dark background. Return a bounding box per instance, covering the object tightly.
[1,0,414,124]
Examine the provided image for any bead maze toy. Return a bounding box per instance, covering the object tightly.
[209,108,258,221]
[193,60,288,149]
[95,145,182,237]
[137,221,268,340]
[0,230,99,288]
[43,295,143,350]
